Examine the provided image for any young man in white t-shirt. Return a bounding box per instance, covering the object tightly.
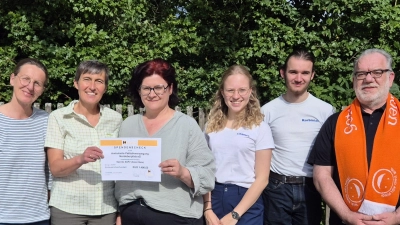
[261,49,335,225]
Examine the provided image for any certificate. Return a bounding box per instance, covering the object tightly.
[100,138,162,181]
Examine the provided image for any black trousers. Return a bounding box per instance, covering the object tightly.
[120,199,203,225]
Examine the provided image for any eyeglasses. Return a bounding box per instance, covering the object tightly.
[16,75,45,90]
[139,85,169,96]
[354,69,391,80]
[223,88,250,97]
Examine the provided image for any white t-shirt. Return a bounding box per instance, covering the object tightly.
[206,122,274,188]
[261,93,335,177]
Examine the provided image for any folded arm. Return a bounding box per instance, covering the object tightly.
[314,165,373,224]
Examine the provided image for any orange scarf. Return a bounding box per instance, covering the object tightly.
[335,94,400,215]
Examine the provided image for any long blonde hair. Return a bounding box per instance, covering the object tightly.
[206,65,264,133]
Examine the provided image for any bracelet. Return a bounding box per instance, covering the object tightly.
[204,201,211,204]
[203,208,212,213]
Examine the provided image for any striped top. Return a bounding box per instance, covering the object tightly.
[0,107,50,223]
[45,100,122,215]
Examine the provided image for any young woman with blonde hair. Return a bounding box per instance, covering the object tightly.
[203,65,274,225]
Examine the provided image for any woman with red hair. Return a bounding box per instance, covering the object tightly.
[115,58,215,225]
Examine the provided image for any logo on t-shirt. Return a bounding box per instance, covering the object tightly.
[301,118,319,122]
[237,132,249,137]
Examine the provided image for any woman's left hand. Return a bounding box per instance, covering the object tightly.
[159,159,183,179]
[220,213,238,225]
[159,159,194,188]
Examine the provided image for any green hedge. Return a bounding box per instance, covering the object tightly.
[1,0,400,112]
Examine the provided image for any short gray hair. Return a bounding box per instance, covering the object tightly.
[353,49,393,74]
[75,60,110,86]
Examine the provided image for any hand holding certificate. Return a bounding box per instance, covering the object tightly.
[100,138,162,181]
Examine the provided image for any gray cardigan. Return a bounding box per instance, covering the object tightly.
[115,111,215,219]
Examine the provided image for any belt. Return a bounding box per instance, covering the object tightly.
[270,171,313,184]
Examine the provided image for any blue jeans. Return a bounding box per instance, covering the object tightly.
[212,182,263,225]
[262,177,322,225]
[0,220,49,225]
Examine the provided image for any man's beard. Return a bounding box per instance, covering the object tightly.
[355,78,390,108]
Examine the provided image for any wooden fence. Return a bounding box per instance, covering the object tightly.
[0,102,208,130]
[1,101,331,224]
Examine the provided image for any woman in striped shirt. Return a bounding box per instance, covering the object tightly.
[0,58,50,225]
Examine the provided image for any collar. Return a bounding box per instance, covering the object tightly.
[61,100,104,116]
[361,103,386,115]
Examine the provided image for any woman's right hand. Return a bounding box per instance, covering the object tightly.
[204,210,222,225]
[79,146,104,164]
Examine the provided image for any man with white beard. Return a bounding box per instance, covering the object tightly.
[309,49,400,225]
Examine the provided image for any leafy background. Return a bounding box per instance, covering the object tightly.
[1,0,400,113]
[1,1,400,223]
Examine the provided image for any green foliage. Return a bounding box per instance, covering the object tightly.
[1,0,400,117]
[2,1,400,223]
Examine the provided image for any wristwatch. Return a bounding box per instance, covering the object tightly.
[231,211,241,220]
